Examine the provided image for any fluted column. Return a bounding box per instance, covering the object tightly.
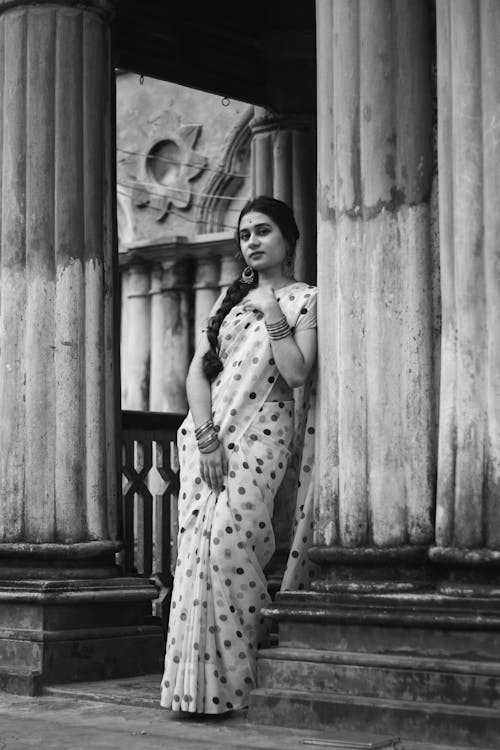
[0,0,161,690]
[431,0,500,575]
[193,256,220,336]
[311,0,435,581]
[249,3,500,740]
[0,0,118,551]
[250,110,316,284]
[120,263,151,411]
[149,258,190,414]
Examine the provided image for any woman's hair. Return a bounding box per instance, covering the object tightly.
[201,196,300,382]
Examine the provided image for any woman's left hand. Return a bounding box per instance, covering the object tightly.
[242,287,281,317]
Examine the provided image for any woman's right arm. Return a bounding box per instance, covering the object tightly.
[185,333,228,492]
[185,334,213,427]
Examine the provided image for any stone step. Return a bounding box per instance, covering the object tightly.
[256,647,500,709]
[248,686,500,749]
[43,673,162,709]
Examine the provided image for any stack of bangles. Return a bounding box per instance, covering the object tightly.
[265,314,291,340]
[195,418,220,454]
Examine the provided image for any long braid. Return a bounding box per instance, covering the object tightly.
[202,272,258,382]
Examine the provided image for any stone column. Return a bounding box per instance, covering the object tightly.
[311,0,435,577]
[250,109,316,284]
[120,263,151,410]
[193,256,220,336]
[149,258,190,414]
[250,3,500,744]
[431,0,500,583]
[0,0,160,693]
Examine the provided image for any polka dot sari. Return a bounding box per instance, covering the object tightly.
[161,282,317,714]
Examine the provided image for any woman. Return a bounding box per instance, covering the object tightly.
[161,196,317,714]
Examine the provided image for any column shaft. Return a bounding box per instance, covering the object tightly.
[150,259,190,413]
[120,264,151,411]
[434,0,500,554]
[194,257,220,337]
[315,0,339,546]
[314,0,435,554]
[0,3,116,545]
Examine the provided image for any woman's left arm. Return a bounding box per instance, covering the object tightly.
[242,289,317,388]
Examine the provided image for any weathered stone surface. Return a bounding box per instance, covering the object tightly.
[249,687,500,749]
[435,0,500,552]
[0,0,159,694]
[313,0,435,551]
[0,1,116,545]
[0,579,163,694]
[251,587,500,745]
[0,667,42,697]
[257,647,500,709]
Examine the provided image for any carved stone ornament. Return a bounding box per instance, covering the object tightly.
[131,110,207,222]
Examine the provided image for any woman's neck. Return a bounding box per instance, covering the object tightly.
[257,269,295,290]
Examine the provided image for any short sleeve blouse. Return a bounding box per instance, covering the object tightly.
[292,286,318,332]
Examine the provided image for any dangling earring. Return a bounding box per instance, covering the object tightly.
[240,266,255,284]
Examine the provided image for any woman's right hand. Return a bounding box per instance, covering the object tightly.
[199,443,228,493]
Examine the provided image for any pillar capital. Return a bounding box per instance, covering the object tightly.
[0,0,115,20]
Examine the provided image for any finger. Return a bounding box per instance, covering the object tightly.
[201,460,213,489]
[199,461,206,484]
[208,462,219,492]
[221,452,228,476]
[215,460,224,490]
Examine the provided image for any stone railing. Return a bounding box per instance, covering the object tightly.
[120,410,185,604]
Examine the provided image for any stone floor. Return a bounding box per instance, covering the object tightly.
[0,675,493,750]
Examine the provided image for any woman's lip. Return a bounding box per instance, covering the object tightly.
[250,251,264,258]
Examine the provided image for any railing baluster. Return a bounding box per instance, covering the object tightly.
[120,410,184,603]
[122,437,136,573]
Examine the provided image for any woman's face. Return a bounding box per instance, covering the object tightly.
[238,211,288,272]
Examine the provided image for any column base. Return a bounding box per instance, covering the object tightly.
[308,545,433,593]
[248,589,500,748]
[0,578,163,695]
[0,541,123,579]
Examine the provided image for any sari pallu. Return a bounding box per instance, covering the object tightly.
[161,282,317,714]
